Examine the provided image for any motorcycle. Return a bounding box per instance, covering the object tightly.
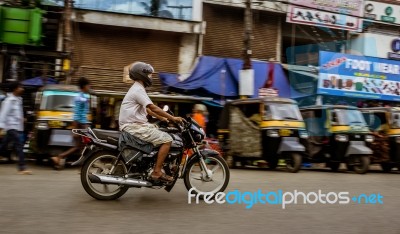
[71,107,230,200]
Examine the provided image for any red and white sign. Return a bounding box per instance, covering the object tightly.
[286,5,362,32]
[259,88,278,97]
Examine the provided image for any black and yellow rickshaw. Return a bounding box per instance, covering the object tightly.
[360,107,400,172]
[30,85,96,159]
[300,105,373,174]
[218,97,307,173]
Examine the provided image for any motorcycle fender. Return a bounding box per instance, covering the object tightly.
[345,141,372,156]
[184,149,220,174]
[199,148,220,157]
[71,145,100,166]
[278,137,305,153]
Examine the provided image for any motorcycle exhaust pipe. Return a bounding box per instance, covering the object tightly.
[88,174,153,187]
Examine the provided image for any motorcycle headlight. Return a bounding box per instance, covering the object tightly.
[267,130,279,137]
[365,135,374,143]
[37,122,49,130]
[299,130,309,139]
[335,134,348,142]
[194,134,203,143]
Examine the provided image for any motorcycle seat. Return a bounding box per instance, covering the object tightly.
[92,129,120,145]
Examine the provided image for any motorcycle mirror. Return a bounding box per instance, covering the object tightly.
[163,105,170,112]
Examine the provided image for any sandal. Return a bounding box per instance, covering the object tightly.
[150,172,174,183]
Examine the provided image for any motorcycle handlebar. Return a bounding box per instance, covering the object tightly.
[153,117,186,132]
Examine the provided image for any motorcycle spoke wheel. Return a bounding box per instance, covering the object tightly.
[86,155,127,197]
[185,155,229,195]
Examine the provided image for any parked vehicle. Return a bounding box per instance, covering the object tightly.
[300,105,373,174]
[29,85,96,160]
[360,107,400,172]
[218,97,306,173]
[72,106,230,200]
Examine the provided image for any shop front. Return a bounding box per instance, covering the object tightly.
[316,51,400,107]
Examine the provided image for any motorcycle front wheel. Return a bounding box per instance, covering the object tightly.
[81,151,129,200]
[184,154,230,197]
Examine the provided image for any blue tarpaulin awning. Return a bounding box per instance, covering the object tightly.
[22,77,58,86]
[159,56,306,99]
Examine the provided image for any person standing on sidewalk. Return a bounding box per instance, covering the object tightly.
[0,82,32,175]
[51,77,91,169]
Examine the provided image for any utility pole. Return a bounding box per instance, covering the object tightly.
[239,0,254,98]
[243,0,252,69]
[64,0,73,84]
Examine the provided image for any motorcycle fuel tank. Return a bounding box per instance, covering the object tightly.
[171,133,183,148]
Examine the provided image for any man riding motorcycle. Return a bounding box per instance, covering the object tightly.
[119,62,185,183]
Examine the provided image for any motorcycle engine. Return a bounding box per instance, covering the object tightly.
[166,150,181,162]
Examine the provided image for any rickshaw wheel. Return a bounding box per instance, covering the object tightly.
[226,155,239,169]
[285,153,302,173]
[380,162,392,173]
[352,155,370,174]
[328,162,340,172]
[346,164,354,171]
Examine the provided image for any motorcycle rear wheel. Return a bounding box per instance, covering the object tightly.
[81,151,129,200]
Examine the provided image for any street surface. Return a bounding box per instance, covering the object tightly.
[0,163,399,234]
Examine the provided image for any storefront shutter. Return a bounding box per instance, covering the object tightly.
[203,3,279,61]
[72,23,181,92]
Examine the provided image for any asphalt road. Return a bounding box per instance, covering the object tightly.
[0,163,399,234]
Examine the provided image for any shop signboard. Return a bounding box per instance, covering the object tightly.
[388,38,400,60]
[286,5,362,32]
[123,65,133,83]
[364,1,400,24]
[289,0,364,17]
[318,51,400,101]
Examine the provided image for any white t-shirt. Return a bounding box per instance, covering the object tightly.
[119,82,153,128]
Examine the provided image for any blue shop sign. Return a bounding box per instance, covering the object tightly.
[318,51,400,101]
[388,38,400,60]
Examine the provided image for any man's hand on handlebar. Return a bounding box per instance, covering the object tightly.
[171,117,186,124]
[147,104,187,126]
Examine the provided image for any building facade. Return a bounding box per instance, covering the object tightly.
[69,0,204,92]
[202,1,282,62]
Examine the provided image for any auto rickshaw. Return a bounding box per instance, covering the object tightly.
[300,105,373,174]
[218,97,307,173]
[29,85,96,160]
[360,107,400,172]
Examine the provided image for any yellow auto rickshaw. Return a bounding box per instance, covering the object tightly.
[30,85,96,158]
[360,107,400,172]
[300,105,373,174]
[218,97,307,173]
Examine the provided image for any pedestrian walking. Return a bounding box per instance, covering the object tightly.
[51,77,91,169]
[0,82,32,175]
